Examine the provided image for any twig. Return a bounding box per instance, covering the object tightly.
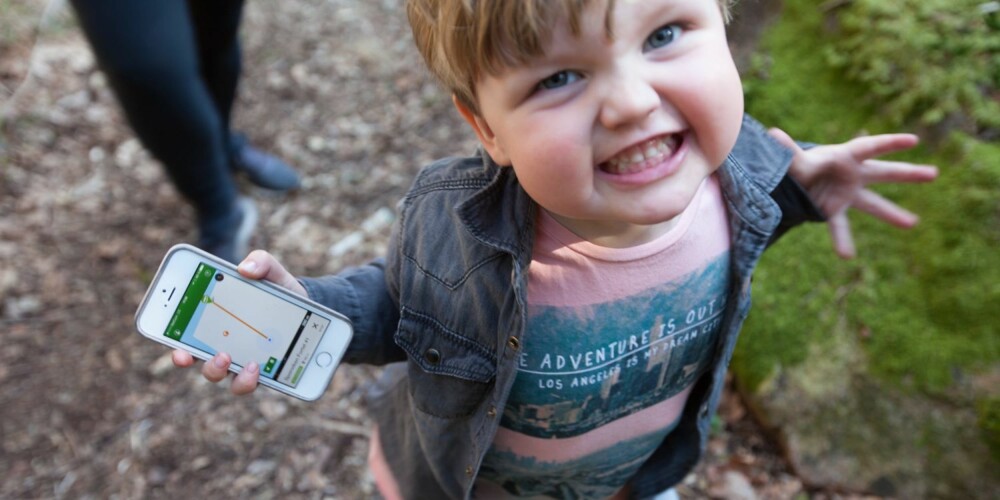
[283,417,370,437]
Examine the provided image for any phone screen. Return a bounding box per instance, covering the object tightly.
[163,263,331,388]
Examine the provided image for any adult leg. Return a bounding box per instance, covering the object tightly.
[187,0,244,147]
[188,0,302,191]
[70,0,253,261]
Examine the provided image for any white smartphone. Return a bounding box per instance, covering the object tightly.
[135,244,353,401]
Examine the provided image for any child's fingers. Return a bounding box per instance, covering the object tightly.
[236,250,273,279]
[853,190,920,228]
[237,249,306,296]
[767,127,801,152]
[862,161,939,184]
[827,213,857,259]
[172,349,195,368]
[231,362,259,396]
[847,133,919,160]
[202,353,232,383]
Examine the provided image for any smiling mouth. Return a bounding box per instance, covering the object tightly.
[601,133,683,175]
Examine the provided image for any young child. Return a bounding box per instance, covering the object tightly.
[175,0,937,498]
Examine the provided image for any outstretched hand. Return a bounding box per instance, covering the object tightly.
[771,128,939,259]
[171,249,307,396]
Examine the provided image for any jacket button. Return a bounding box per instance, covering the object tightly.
[465,465,474,477]
[487,406,497,418]
[424,348,441,365]
[507,336,520,350]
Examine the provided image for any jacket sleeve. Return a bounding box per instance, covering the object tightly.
[738,114,826,245]
[768,174,825,245]
[298,253,405,366]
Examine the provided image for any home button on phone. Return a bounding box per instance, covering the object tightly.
[315,352,333,367]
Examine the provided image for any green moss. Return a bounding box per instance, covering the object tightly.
[855,135,1000,389]
[978,397,1000,461]
[733,223,844,391]
[828,0,1000,131]
[740,0,870,141]
[732,0,1000,396]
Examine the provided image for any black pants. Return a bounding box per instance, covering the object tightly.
[71,0,245,229]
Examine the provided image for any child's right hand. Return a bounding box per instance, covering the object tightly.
[170,249,307,396]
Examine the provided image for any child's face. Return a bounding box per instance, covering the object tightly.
[457,0,743,247]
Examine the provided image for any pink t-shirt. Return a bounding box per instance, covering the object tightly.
[475,175,732,499]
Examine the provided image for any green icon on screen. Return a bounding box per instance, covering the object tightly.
[264,357,277,374]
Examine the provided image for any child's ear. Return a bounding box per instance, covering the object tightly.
[453,95,511,166]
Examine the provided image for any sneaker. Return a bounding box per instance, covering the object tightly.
[230,133,301,191]
[197,197,258,264]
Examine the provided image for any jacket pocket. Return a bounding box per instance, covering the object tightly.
[395,308,497,418]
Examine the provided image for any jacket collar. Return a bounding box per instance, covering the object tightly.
[715,114,793,236]
[455,150,538,258]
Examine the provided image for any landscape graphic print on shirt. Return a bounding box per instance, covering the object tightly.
[476,177,734,498]
[501,253,730,438]
[477,251,731,498]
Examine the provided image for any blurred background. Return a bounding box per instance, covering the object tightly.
[1,0,997,498]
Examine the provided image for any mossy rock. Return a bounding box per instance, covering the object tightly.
[737,331,998,498]
[731,0,1000,497]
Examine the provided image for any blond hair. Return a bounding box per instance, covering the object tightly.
[406,0,735,114]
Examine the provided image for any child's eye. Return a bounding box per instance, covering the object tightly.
[644,24,683,51]
[537,70,582,91]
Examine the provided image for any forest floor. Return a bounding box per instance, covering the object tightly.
[1,1,881,498]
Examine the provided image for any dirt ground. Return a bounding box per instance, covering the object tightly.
[1,1,879,499]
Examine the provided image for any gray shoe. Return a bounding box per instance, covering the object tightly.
[197,197,258,264]
[230,133,301,191]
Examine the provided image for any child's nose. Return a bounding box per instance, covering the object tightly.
[598,72,659,130]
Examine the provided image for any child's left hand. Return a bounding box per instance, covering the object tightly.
[770,128,939,259]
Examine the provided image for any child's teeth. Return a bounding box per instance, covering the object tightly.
[605,135,680,173]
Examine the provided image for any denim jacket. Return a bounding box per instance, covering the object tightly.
[299,115,822,499]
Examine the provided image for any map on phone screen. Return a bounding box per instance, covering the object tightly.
[163,263,330,386]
